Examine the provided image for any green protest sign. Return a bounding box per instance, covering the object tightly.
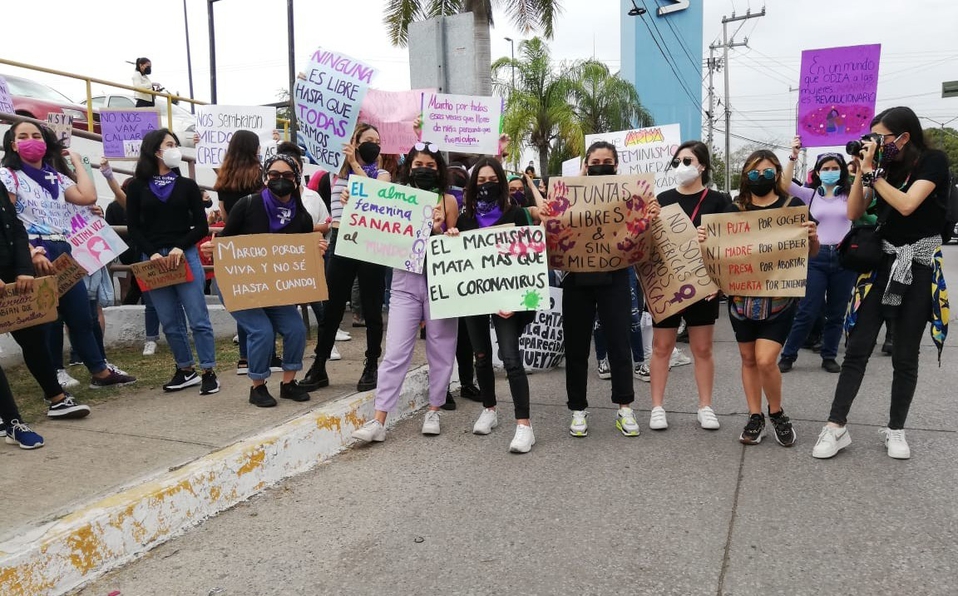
[427,225,549,320]
[335,176,438,273]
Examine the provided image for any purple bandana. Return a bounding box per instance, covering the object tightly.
[261,188,297,232]
[361,163,379,179]
[20,162,61,200]
[149,172,179,202]
[475,199,503,229]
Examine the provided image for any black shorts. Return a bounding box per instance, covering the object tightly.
[652,297,721,329]
[728,303,797,345]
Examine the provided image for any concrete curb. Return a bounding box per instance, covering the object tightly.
[0,365,434,596]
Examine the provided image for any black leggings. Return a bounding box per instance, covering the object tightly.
[11,325,63,401]
[456,318,475,385]
[466,314,530,419]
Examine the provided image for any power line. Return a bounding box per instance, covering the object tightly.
[632,11,705,114]
[641,0,701,73]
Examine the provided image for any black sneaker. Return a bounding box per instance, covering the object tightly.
[881,338,893,355]
[300,359,329,391]
[460,383,482,401]
[676,327,689,343]
[47,395,92,419]
[768,409,796,447]
[357,359,378,392]
[821,359,841,373]
[778,358,794,373]
[280,380,311,402]
[249,384,277,407]
[440,391,457,411]
[739,413,766,445]
[200,370,220,395]
[270,356,283,372]
[163,368,201,392]
[89,369,137,390]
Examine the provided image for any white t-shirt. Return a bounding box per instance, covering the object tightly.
[1,167,78,235]
[132,72,153,102]
[301,188,330,237]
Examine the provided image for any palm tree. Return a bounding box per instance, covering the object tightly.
[492,37,579,176]
[568,59,653,136]
[384,0,562,95]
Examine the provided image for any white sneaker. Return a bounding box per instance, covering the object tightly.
[616,407,640,437]
[352,419,385,443]
[57,369,80,389]
[596,358,611,380]
[232,334,239,344]
[336,328,352,341]
[509,424,535,453]
[697,406,721,430]
[812,425,851,459]
[569,410,589,437]
[142,340,157,356]
[670,347,692,368]
[422,410,441,435]
[634,362,650,382]
[330,345,342,361]
[649,406,668,430]
[107,362,131,377]
[880,428,910,459]
[473,408,499,435]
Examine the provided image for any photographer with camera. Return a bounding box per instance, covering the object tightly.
[813,106,950,461]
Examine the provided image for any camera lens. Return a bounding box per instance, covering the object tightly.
[845,140,863,156]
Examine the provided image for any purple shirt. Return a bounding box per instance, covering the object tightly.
[789,182,852,246]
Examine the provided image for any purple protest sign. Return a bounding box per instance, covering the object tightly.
[100,109,160,159]
[797,44,881,148]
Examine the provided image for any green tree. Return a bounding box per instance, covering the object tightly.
[492,37,580,176]
[925,127,958,176]
[568,59,653,138]
[384,0,562,95]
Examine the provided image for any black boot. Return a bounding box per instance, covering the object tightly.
[460,382,482,401]
[281,380,312,402]
[357,359,378,392]
[441,390,457,411]
[301,359,329,391]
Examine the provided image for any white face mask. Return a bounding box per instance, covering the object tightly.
[161,147,182,168]
[674,163,701,186]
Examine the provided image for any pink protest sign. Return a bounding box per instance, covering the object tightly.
[797,44,881,148]
[359,89,433,155]
[67,212,129,274]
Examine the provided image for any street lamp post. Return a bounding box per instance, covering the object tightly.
[504,37,515,90]
[287,0,297,140]
[183,0,195,112]
[207,0,220,104]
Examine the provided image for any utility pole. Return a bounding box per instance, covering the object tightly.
[705,47,717,147]
[717,8,765,193]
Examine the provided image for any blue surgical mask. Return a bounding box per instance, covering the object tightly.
[819,171,841,186]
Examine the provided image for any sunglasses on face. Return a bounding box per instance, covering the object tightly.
[413,141,440,153]
[266,170,297,181]
[746,168,777,182]
[670,157,694,168]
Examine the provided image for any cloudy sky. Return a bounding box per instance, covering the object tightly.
[2,0,956,156]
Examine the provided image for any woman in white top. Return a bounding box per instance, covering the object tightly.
[132,58,155,108]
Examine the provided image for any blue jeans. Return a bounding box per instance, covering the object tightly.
[230,305,306,381]
[143,290,160,341]
[781,245,858,361]
[63,298,106,368]
[594,267,644,363]
[145,247,216,370]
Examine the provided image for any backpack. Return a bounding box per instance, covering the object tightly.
[941,172,958,243]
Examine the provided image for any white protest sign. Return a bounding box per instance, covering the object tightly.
[47,113,73,148]
[561,157,581,177]
[585,123,681,193]
[195,105,277,167]
[421,92,503,155]
[491,285,565,372]
[0,76,14,115]
[67,213,129,274]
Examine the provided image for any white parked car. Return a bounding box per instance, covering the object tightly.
[80,94,196,148]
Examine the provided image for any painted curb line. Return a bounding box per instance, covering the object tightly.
[0,365,434,596]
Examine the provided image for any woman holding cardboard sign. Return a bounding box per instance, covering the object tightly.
[127,128,220,396]
[202,154,326,407]
[697,150,818,447]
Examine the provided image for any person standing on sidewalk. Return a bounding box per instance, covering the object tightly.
[813,106,950,460]
[699,150,818,447]
[131,57,157,108]
[778,140,857,374]
[648,140,730,432]
[351,142,459,443]
[302,124,389,393]
[126,128,220,396]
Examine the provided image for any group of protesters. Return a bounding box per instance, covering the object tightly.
[0,101,948,461]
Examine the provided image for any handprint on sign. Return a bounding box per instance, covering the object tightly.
[546,180,571,216]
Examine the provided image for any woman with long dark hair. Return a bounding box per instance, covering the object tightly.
[126,128,219,395]
[813,106,950,460]
[132,57,157,108]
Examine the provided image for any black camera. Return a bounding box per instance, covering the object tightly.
[845,133,883,156]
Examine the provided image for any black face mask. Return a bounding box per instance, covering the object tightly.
[587,164,616,176]
[143,67,152,76]
[267,178,296,197]
[357,141,381,164]
[746,178,777,198]
[410,167,439,190]
[476,181,499,203]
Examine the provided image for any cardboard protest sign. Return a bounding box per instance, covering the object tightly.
[491,285,565,371]
[585,124,681,193]
[68,215,129,274]
[0,76,14,116]
[52,253,87,297]
[798,44,881,148]
[0,276,59,335]
[131,259,194,291]
[46,113,73,148]
[195,105,277,167]
[100,108,160,159]
[421,92,503,155]
[295,48,376,172]
[335,177,438,274]
[214,233,328,312]
[427,226,549,320]
[701,206,810,297]
[541,175,656,272]
[359,88,433,154]
[635,204,719,323]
